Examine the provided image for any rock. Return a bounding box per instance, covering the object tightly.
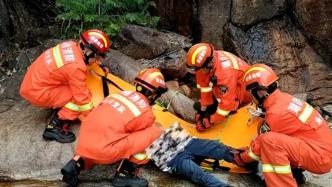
[224,16,332,107]
[180,84,191,97]
[153,0,193,36]
[294,0,332,65]
[106,50,144,84]
[15,39,62,72]
[197,0,231,49]
[293,93,307,101]
[322,104,332,117]
[231,0,287,27]
[142,49,188,79]
[114,24,191,60]
[158,89,195,122]
[105,50,196,121]
[166,81,180,91]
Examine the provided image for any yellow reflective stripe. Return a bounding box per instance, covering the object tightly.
[216,107,230,116]
[197,84,201,89]
[262,164,291,174]
[111,94,141,117]
[299,102,314,124]
[248,147,260,161]
[191,46,207,65]
[88,32,108,47]
[79,101,94,111]
[133,153,148,160]
[64,101,93,112]
[243,67,267,81]
[52,45,64,68]
[224,52,239,70]
[200,87,212,93]
[65,102,80,111]
[149,72,163,79]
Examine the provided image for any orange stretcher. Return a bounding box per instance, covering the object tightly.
[86,64,259,173]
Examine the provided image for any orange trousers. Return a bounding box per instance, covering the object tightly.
[30,85,81,120]
[258,132,332,187]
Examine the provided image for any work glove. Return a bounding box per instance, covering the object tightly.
[196,117,213,132]
[233,148,259,173]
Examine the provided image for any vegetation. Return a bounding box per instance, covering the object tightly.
[56,0,159,39]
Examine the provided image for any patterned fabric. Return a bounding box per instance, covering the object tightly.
[145,122,193,172]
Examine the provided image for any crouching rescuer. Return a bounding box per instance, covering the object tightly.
[19,29,111,143]
[232,64,332,187]
[60,68,168,187]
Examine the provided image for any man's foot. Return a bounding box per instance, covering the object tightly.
[61,160,81,187]
[112,175,148,187]
[43,112,76,143]
[292,168,306,185]
[43,128,76,143]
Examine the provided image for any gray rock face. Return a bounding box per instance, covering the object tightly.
[231,0,287,27]
[142,49,188,79]
[197,0,231,49]
[114,24,191,60]
[294,0,332,65]
[225,17,332,107]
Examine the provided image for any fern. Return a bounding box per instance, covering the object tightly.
[56,0,159,39]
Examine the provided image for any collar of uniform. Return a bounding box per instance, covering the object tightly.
[263,89,281,109]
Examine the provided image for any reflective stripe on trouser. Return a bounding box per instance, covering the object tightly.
[216,107,230,116]
[258,132,309,187]
[64,101,93,112]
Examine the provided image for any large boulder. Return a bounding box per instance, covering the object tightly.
[197,0,231,49]
[153,0,193,36]
[141,49,188,79]
[231,0,287,27]
[294,0,332,65]
[224,17,332,107]
[114,24,191,60]
[105,50,195,122]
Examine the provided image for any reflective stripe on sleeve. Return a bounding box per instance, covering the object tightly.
[200,87,212,93]
[262,164,291,174]
[64,101,93,112]
[248,147,260,161]
[216,107,230,116]
[79,101,94,111]
[133,153,148,160]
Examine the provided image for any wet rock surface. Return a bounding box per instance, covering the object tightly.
[224,16,332,107]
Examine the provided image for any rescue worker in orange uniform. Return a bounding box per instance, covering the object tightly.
[60,68,168,187]
[20,29,111,143]
[186,43,252,132]
[233,64,332,187]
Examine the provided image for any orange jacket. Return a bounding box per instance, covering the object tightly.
[76,91,162,164]
[195,50,251,124]
[195,68,214,106]
[242,89,332,164]
[20,41,92,110]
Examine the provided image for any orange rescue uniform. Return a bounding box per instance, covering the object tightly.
[76,91,162,165]
[20,41,93,120]
[195,50,251,124]
[240,89,332,187]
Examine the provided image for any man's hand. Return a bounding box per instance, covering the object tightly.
[196,117,213,132]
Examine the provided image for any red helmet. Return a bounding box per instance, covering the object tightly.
[243,64,279,91]
[80,29,111,57]
[186,43,214,68]
[134,68,167,96]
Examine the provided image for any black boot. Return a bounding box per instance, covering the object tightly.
[61,158,84,187]
[112,160,148,187]
[292,168,306,185]
[42,112,76,143]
